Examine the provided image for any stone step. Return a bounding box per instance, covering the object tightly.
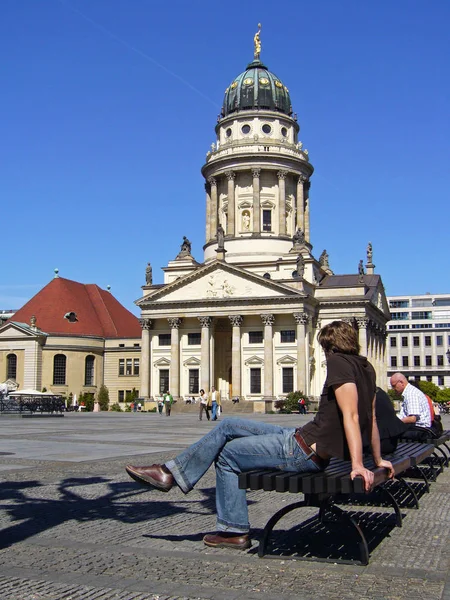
[171,401,254,414]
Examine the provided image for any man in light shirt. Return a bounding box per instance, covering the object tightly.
[390,372,431,429]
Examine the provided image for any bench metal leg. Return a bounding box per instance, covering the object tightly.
[379,485,402,527]
[258,500,308,558]
[434,447,449,468]
[395,476,420,509]
[319,501,369,566]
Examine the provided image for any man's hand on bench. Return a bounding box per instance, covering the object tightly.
[350,466,374,491]
[375,459,395,479]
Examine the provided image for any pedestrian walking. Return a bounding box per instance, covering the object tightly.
[199,389,210,421]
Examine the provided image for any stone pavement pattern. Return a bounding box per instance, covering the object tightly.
[0,412,450,600]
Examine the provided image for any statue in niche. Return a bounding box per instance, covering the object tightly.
[292,228,305,246]
[367,242,373,263]
[145,262,153,285]
[319,250,329,268]
[242,210,250,231]
[358,260,365,275]
[217,224,225,249]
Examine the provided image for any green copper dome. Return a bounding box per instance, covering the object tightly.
[222,59,292,118]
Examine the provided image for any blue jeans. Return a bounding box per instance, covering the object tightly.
[211,401,218,420]
[165,417,321,534]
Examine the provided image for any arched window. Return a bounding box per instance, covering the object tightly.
[53,354,66,385]
[7,354,17,380]
[85,355,95,386]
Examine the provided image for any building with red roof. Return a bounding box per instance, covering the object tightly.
[0,275,142,404]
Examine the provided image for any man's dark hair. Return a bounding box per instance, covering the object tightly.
[318,320,361,355]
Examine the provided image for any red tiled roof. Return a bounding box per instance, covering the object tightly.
[10,277,141,338]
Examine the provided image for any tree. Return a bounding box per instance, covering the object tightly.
[436,388,450,403]
[275,391,307,413]
[97,385,110,411]
[417,380,440,401]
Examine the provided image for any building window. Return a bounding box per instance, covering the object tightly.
[411,311,432,320]
[159,334,171,346]
[437,355,444,366]
[119,359,125,376]
[390,337,397,347]
[250,368,261,394]
[159,369,169,394]
[401,337,408,347]
[402,356,409,367]
[189,369,199,394]
[436,335,443,346]
[280,330,295,343]
[133,358,139,375]
[6,353,17,380]
[414,356,420,366]
[85,356,95,386]
[188,333,201,346]
[426,355,432,366]
[438,376,444,386]
[119,344,125,348]
[425,336,432,346]
[413,336,420,347]
[249,331,263,344]
[391,356,397,367]
[118,390,125,402]
[392,312,409,321]
[53,354,66,385]
[426,375,432,382]
[262,209,272,232]
[414,375,421,382]
[389,300,409,308]
[282,367,294,394]
[124,359,132,375]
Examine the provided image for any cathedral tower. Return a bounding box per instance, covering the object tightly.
[202,27,314,273]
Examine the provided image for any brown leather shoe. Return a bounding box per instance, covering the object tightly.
[203,532,251,550]
[125,464,174,492]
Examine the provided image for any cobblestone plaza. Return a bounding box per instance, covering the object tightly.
[1,412,450,600]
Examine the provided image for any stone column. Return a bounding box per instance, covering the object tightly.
[139,318,152,399]
[277,170,288,235]
[304,180,311,242]
[356,317,369,357]
[205,182,211,243]
[296,175,307,232]
[209,177,217,241]
[252,168,261,233]
[229,315,243,399]
[167,317,182,399]
[225,171,236,237]
[293,312,309,393]
[198,316,213,394]
[261,314,275,398]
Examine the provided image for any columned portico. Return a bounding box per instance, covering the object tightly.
[168,317,182,398]
[198,316,213,393]
[356,317,369,357]
[261,313,275,398]
[293,312,309,393]
[139,318,152,399]
[297,175,306,232]
[229,315,243,398]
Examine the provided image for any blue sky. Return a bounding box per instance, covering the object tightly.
[2,0,449,315]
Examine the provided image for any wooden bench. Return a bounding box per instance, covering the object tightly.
[238,442,435,565]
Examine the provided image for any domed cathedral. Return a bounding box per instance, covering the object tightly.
[136,27,390,407]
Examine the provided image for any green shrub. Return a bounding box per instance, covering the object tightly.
[110,403,122,412]
[97,385,110,411]
[417,381,440,401]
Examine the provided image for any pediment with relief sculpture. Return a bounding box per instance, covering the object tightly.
[136,261,302,305]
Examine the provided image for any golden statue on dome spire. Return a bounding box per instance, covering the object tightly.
[253,23,262,59]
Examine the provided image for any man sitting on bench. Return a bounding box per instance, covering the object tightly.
[126,321,394,550]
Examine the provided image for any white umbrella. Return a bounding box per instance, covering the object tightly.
[9,389,44,396]
[73,393,77,406]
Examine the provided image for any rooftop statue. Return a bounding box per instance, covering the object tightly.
[292,227,305,246]
[254,23,262,59]
[145,262,153,285]
[319,249,329,268]
[358,259,365,275]
[180,236,192,255]
[367,242,373,263]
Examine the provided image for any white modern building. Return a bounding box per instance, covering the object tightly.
[386,294,450,388]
